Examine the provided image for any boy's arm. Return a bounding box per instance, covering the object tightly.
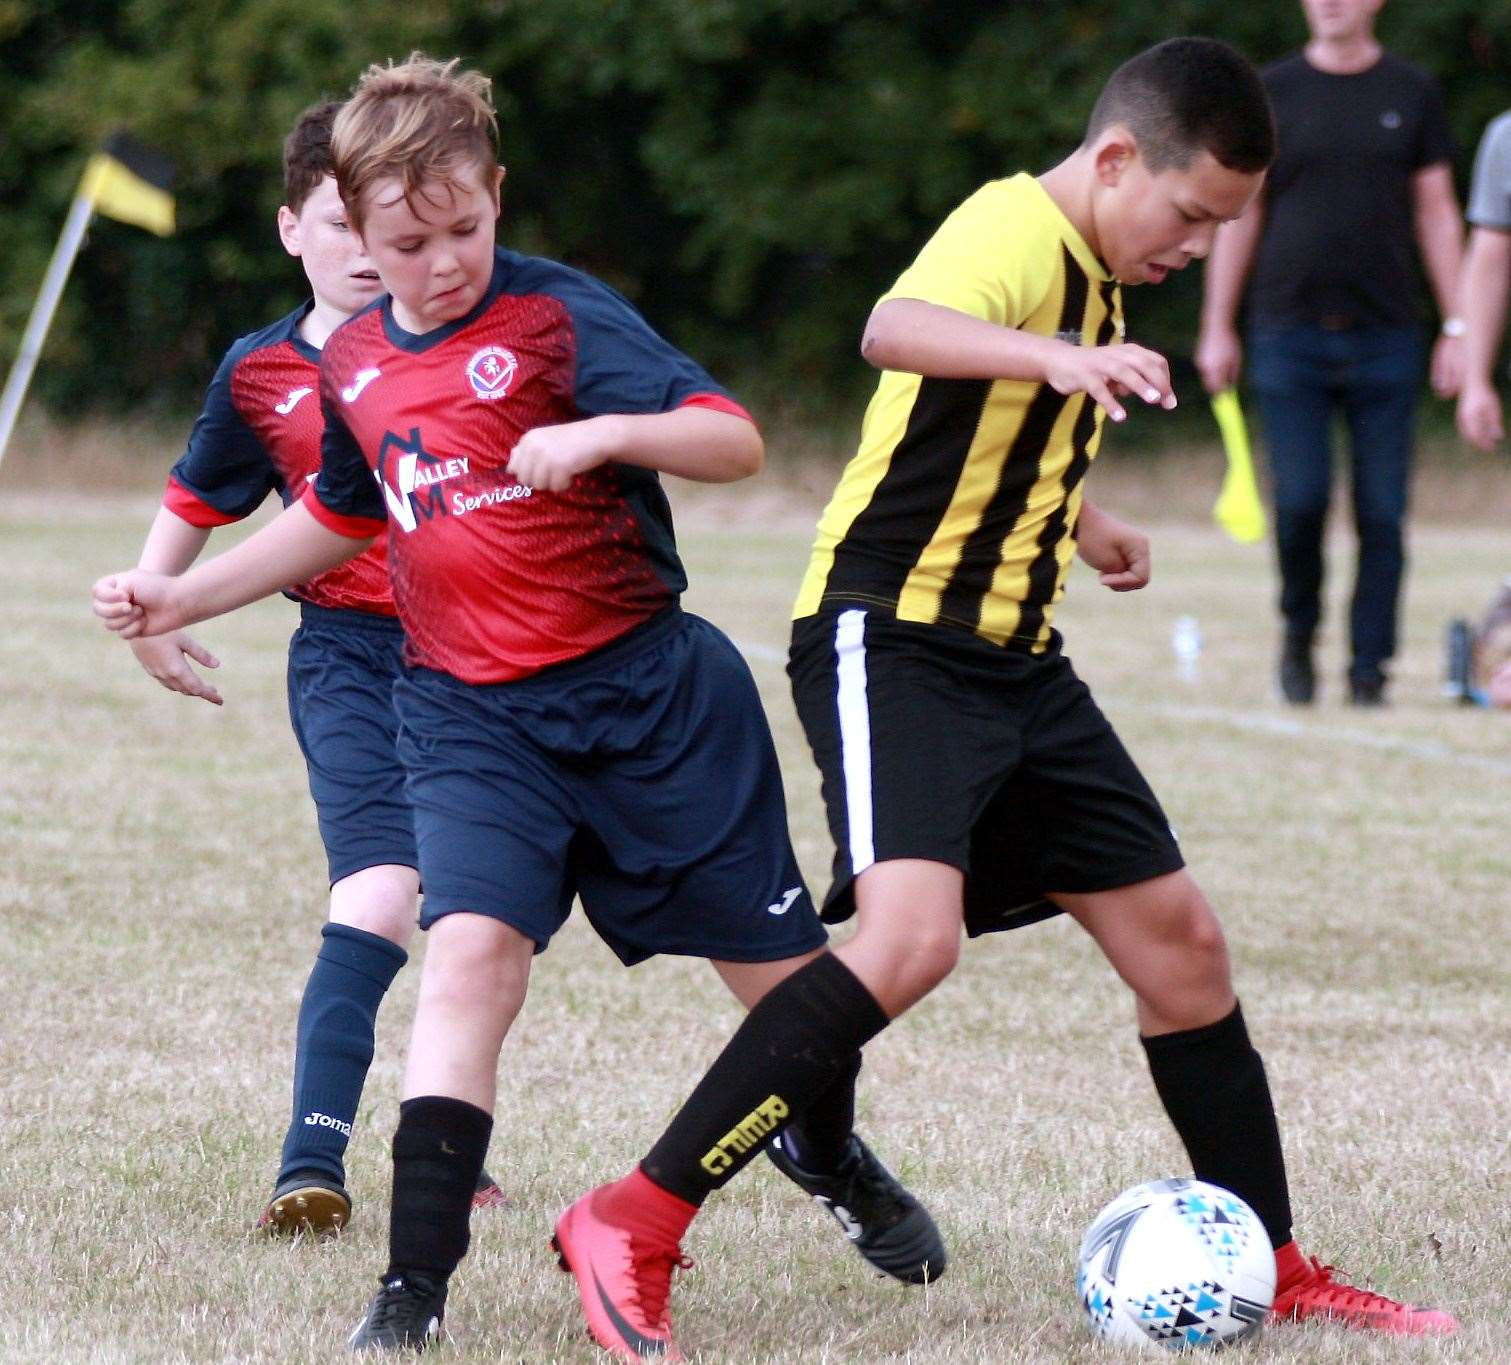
[1076,498,1150,591]
[861,297,1176,423]
[93,498,371,640]
[507,405,762,490]
[1195,198,1265,394]
[128,505,224,704]
[1456,226,1511,451]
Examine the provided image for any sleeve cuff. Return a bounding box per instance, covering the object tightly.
[680,392,757,426]
[300,482,386,539]
[163,476,241,528]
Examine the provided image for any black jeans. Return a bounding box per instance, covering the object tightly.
[1248,322,1424,677]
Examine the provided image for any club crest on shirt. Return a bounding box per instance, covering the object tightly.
[466,346,518,401]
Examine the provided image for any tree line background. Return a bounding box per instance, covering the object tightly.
[3,0,1510,424]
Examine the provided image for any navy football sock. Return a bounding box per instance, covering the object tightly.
[277,921,407,1186]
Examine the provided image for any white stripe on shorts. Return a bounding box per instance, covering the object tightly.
[833,608,875,877]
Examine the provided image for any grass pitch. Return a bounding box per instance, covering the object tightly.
[1,478,1505,1363]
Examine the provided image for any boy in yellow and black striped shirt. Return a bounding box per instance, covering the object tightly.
[558,39,1459,1355]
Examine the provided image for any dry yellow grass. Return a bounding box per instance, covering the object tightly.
[1,463,1505,1362]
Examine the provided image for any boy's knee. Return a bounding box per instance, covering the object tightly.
[330,864,420,946]
[422,915,533,1018]
[1165,886,1228,961]
[909,924,962,990]
[853,919,959,1006]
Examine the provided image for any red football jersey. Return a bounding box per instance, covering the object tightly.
[307,248,751,683]
[166,304,394,615]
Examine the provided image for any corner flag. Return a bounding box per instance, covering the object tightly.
[80,133,175,237]
[0,132,175,467]
[1209,387,1267,544]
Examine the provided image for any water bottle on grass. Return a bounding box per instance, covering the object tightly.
[1171,615,1202,683]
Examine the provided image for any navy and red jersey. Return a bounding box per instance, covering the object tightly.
[305,247,752,684]
[166,304,394,615]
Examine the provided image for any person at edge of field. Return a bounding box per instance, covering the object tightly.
[1451,113,1511,710]
[550,37,1461,1362]
[1455,108,1511,455]
[119,101,504,1235]
[1196,0,1465,708]
[92,53,944,1354]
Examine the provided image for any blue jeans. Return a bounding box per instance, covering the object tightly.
[1247,323,1424,678]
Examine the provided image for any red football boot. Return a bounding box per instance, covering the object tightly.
[472,1167,507,1211]
[1271,1243,1459,1336]
[553,1170,696,1362]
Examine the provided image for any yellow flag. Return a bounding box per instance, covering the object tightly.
[79,132,174,237]
[1210,387,1266,544]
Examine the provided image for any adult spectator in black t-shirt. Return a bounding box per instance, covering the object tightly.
[1197,0,1464,707]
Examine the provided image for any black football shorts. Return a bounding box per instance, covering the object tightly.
[788,606,1185,935]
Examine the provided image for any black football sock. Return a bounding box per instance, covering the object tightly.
[1140,1001,1293,1247]
[642,953,888,1205]
[386,1096,492,1282]
[779,1050,862,1171]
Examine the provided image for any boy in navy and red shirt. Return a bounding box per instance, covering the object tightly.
[94,55,940,1354]
[121,101,499,1234]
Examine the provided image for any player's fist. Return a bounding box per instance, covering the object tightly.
[507,416,618,492]
[1077,503,1151,592]
[91,569,185,640]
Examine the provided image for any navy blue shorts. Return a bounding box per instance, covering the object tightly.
[395,609,825,967]
[286,603,418,885]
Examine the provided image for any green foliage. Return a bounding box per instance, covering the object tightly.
[4,0,1511,419]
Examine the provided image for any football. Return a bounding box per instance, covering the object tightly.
[1076,1178,1276,1350]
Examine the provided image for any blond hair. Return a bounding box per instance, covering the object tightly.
[332,53,498,231]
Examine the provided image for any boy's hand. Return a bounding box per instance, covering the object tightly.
[91,569,186,640]
[1044,342,1176,424]
[1456,379,1504,452]
[129,632,224,706]
[1077,504,1151,591]
[508,417,619,492]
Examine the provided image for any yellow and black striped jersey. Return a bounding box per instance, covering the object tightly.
[794,173,1123,652]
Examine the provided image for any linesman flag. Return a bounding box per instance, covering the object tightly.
[1209,387,1267,544]
[80,133,175,236]
[0,132,175,467]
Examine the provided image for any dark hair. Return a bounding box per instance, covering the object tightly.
[1084,38,1274,173]
[282,99,342,213]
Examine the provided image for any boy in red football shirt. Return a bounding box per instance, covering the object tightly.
[94,53,939,1353]
[120,100,499,1234]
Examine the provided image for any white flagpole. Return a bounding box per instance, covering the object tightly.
[0,192,96,469]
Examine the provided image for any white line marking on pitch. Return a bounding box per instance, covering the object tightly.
[730,637,1511,778]
[1117,700,1511,778]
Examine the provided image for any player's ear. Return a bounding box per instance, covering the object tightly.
[489,164,506,217]
[276,204,302,257]
[1093,127,1138,187]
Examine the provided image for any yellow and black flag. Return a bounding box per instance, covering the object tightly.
[0,132,176,465]
[79,131,175,236]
